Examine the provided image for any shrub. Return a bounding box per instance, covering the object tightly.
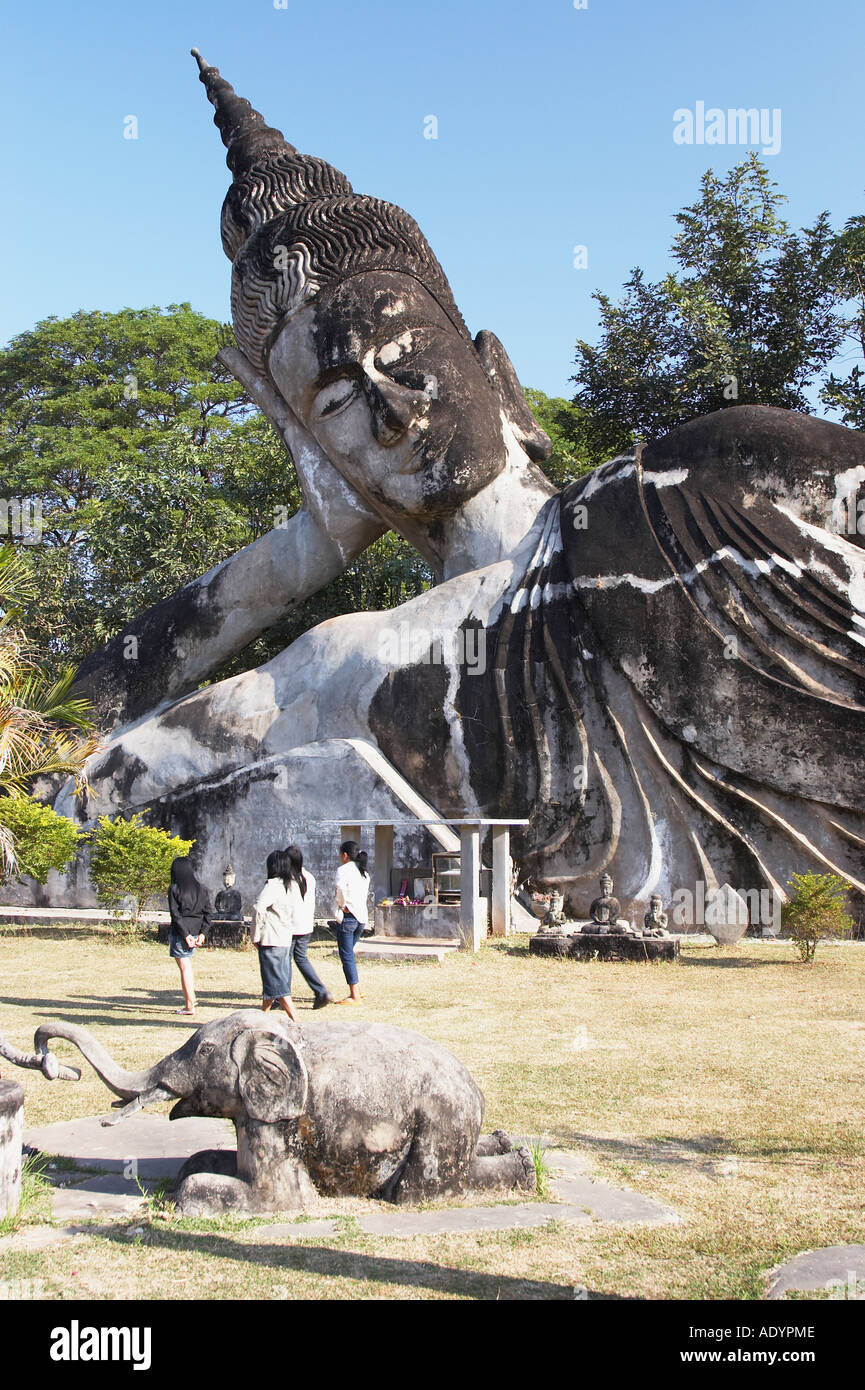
[0,795,82,885]
[781,871,853,963]
[88,813,193,928]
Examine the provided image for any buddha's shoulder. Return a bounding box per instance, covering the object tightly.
[561,405,865,562]
[564,406,865,512]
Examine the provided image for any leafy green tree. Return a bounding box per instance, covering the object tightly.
[523,390,598,484]
[781,871,854,963]
[0,306,294,672]
[820,210,865,429]
[572,155,844,455]
[0,796,81,886]
[88,813,193,928]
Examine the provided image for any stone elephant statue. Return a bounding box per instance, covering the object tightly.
[33,1011,535,1215]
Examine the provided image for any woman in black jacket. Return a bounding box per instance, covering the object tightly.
[168,857,211,1015]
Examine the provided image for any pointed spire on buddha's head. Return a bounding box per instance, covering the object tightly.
[191,48,354,260]
[191,48,294,177]
[191,50,471,370]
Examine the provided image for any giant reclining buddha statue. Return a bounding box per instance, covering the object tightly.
[52,51,865,923]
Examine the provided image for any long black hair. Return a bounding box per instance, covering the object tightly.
[170,857,206,914]
[284,844,307,898]
[266,848,292,888]
[340,839,368,879]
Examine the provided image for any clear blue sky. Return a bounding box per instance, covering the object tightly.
[2,0,862,398]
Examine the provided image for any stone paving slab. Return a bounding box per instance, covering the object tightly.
[552,1173,679,1225]
[346,942,453,961]
[51,1174,147,1223]
[767,1245,865,1300]
[357,1202,592,1237]
[541,1149,592,1177]
[25,1113,235,1178]
[1,1224,85,1252]
[20,1114,678,1238]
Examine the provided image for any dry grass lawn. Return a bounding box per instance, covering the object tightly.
[1,923,863,1300]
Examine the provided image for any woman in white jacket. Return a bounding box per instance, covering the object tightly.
[252,848,332,1017]
[252,850,300,1020]
[333,839,370,1005]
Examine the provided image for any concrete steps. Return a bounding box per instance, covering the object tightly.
[347,934,460,962]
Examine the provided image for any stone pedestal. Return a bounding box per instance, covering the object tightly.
[157,919,249,949]
[0,1080,25,1219]
[373,901,475,939]
[530,933,680,962]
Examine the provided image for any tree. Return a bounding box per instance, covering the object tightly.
[0,545,98,877]
[572,155,845,454]
[523,390,598,484]
[781,872,854,963]
[820,210,865,429]
[0,796,81,886]
[88,813,193,928]
[0,306,290,673]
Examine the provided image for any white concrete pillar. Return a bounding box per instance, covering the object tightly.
[458,823,483,952]
[491,825,511,937]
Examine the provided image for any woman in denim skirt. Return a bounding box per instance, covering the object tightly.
[168,857,211,1015]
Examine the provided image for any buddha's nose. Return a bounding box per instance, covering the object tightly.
[368,375,430,446]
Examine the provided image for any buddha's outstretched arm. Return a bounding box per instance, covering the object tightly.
[74,348,385,730]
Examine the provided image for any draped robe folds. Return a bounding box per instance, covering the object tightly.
[444,406,865,924]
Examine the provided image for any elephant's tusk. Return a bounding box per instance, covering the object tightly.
[100,1085,176,1128]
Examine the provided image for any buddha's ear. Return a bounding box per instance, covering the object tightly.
[474,330,552,463]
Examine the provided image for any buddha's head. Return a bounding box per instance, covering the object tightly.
[600,873,614,897]
[192,51,550,521]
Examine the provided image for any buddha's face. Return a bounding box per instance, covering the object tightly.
[223,871,235,888]
[600,875,613,897]
[267,271,510,519]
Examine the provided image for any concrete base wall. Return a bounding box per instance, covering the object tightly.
[1,740,458,919]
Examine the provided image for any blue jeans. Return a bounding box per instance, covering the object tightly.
[291,932,328,1001]
[336,913,364,987]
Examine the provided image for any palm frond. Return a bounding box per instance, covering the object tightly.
[0,667,95,730]
[0,544,36,615]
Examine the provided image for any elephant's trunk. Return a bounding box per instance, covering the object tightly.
[0,1031,79,1082]
[32,1021,166,1101]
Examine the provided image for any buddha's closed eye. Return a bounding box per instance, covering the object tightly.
[315,377,359,418]
[314,331,433,420]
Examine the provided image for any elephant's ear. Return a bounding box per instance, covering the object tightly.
[231,1028,308,1123]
